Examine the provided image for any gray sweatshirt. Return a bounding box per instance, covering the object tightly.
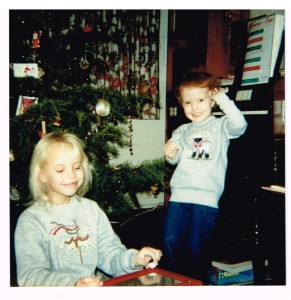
[166,92,247,208]
[14,196,141,286]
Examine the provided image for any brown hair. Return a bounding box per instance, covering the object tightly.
[175,68,220,104]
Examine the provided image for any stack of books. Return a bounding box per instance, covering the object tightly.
[208,260,254,285]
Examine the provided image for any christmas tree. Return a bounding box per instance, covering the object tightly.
[9,10,170,218]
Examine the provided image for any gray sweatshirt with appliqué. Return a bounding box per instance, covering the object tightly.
[166,92,248,208]
[14,196,141,286]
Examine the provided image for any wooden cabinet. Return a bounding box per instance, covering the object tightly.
[274,77,285,100]
[253,188,285,284]
[274,78,285,136]
[206,10,249,78]
[167,10,250,92]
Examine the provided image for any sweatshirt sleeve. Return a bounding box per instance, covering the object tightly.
[212,91,248,138]
[94,206,142,276]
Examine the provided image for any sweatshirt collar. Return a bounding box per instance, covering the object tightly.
[191,115,215,127]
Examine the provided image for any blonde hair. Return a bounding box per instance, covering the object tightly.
[175,68,220,104]
[29,132,92,206]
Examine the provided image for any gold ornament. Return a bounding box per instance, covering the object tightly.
[95,98,111,116]
[80,61,90,70]
[150,184,160,198]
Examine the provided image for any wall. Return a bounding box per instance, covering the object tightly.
[110,10,168,208]
[249,9,285,18]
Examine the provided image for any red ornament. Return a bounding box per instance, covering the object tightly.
[83,24,93,33]
[32,30,42,49]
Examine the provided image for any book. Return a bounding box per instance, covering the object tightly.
[241,14,285,86]
[211,260,253,273]
[15,95,39,116]
[209,259,270,285]
[262,185,285,193]
[208,267,253,285]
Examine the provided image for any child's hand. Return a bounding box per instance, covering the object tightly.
[210,87,229,106]
[210,86,229,97]
[133,247,162,269]
[164,139,179,159]
[209,87,228,105]
[74,275,104,287]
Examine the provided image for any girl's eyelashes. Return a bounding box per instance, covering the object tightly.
[74,162,83,170]
[54,163,82,173]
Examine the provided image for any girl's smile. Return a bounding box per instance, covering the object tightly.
[39,143,84,205]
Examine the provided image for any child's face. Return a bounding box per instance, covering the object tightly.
[180,86,214,123]
[39,143,84,204]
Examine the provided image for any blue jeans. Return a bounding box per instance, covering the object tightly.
[163,201,218,280]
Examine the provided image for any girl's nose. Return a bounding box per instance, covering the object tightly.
[68,169,77,178]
